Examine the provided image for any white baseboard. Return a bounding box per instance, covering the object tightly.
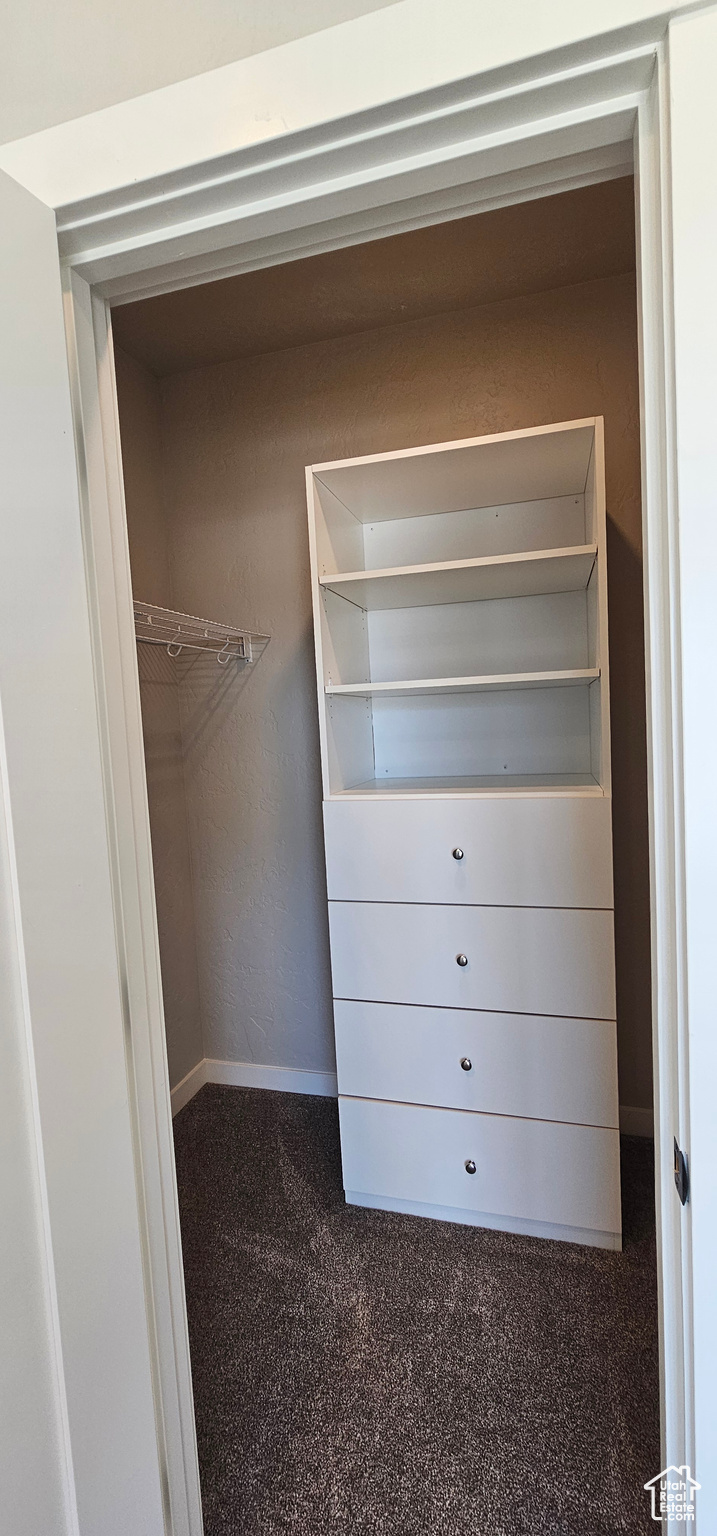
[170,1058,208,1116]
[171,1056,338,1115]
[619,1103,654,1137]
[207,1058,338,1097]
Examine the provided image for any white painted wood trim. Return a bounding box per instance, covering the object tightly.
[666,17,717,1519]
[345,1190,622,1248]
[171,1059,339,1114]
[620,1104,655,1137]
[206,1060,338,1100]
[0,170,171,1533]
[170,1061,209,1117]
[634,60,691,1475]
[0,37,659,303]
[71,139,640,306]
[0,1,692,213]
[63,277,203,1536]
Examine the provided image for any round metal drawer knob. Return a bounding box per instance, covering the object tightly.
[460,1057,472,1072]
[465,1159,477,1175]
[452,847,464,860]
[456,953,468,967]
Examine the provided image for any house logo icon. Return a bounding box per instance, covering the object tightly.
[644,1465,700,1522]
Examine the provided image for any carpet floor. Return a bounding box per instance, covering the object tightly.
[173,1085,659,1536]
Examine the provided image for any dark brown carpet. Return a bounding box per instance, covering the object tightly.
[173,1085,659,1536]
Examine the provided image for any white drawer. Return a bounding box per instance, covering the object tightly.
[323,796,613,908]
[339,1097,622,1237]
[329,901,616,1020]
[334,999,618,1127]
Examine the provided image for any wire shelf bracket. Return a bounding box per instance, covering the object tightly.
[133,601,269,665]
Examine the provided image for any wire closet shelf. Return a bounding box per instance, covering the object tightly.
[133,601,269,665]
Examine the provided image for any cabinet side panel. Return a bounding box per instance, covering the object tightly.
[306,470,332,797]
[326,695,375,793]
[313,478,365,576]
[584,429,598,545]
[321,589,370,686]
[592,418,612,794]
[589,678,604,786]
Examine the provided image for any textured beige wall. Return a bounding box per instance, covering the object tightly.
[116,347,204,1089]
[152,270,651,1111]
[0,0,401,144]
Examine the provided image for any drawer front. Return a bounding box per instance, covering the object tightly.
[324,796,613,908]
[339,1097,622,1235]
[334,1000,618,1128]
[329,901,616,1020]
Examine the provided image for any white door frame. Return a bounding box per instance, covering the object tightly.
[2,3,712,1529]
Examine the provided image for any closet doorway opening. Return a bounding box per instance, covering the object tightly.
[108,173,659,1535]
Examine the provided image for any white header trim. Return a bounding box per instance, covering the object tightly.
[0,0,698,210]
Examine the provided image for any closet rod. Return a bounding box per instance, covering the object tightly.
[133,600,269,664]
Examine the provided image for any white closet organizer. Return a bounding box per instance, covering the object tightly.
[307,418,621,1249]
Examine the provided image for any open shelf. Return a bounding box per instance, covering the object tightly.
[320,544,597,611]
[326,668,599,699]
[332,772,603,797]
[308,419,610,797]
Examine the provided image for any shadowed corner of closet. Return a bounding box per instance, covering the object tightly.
[134,598,271,758]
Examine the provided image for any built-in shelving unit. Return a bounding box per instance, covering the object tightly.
[307,418,610,798]
[306,419,620,1247]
